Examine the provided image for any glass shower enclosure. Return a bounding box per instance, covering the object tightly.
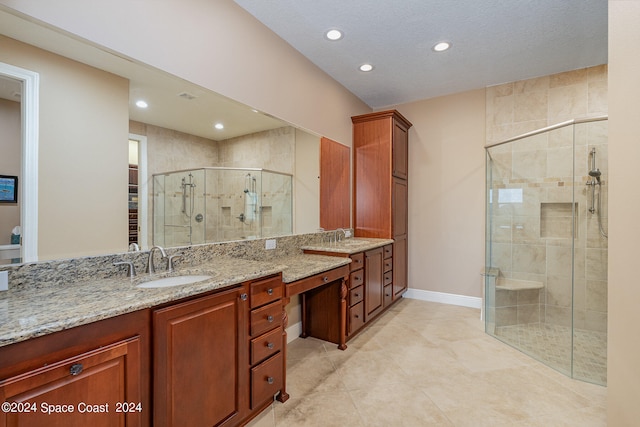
[484,116,608,385]
[153,167,292,247]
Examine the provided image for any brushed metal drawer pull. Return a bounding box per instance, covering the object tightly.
[267,342,274,349]
[267,376,274,385]
[267,315,274,322]
[323,276,329,283]
[267,288,274,295]
[70,363,83,376]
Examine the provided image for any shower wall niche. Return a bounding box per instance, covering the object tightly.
[153,168,292,247]
[485,118,608,385]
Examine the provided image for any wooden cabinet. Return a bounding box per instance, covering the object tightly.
[0,310,151,427]
[0,277,286,427]
[247,275,285,410]
[353,110,412,303]
[0,338,142,427]
[364,247,384,321]
[153,285,248,427]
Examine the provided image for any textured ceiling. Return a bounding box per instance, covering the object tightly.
[234,0,608,109]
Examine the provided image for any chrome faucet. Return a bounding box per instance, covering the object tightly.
[147,245,167,274]
[336,228,347,242]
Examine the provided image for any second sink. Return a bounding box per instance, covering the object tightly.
[137,275,213,289]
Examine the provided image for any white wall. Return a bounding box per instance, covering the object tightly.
[607,1,640,424]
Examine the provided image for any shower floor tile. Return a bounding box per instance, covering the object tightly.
[494,323,607,385]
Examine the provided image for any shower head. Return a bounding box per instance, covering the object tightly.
[589,168,601,182]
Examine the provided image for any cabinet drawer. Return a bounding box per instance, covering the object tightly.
[251,327,282,365]
[384,271,393,286]
[350,252,365,271]
[349,270,364,289]
[349,301,365,334]
[350,285,364,306]
[251,352,283,409]
[250,276,282,309]
[383,258,393,273]
[250,300,282,337]
[384,284,393,307]
[383,244,393,259]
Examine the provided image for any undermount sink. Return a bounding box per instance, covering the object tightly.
[137,275,213,289]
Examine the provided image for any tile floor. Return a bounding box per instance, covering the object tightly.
[495,323,607,385]
[248,298,607,427]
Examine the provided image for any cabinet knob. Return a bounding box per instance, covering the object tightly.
[267,288,273,295]
[267,376,274,385]
[267,315,274,323]
[355,276,361,281]
[267,342,274,349]
[354,314,359,319]
[355,293,360,298]
[70,363,83,376]
[385,293,391,297]
[323,276,329,283]
[241,293,248,301]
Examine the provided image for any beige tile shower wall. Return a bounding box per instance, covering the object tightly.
[486,66,608,332]
[218,127,295,239]
[132,121,219,247]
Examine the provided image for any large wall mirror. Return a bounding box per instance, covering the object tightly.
[0,9,321,265]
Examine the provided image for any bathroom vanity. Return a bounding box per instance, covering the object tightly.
[0,234,368,427]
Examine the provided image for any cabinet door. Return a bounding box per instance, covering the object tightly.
[392,177,408,236]
[392,121,409,179]
[0,337,142,427]
[153,287,246,427]
[365,247,384,321]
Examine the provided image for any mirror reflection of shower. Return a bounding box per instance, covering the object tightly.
[239,173,258,226]
[586,147,608,238]
[180,173,199,244]
[181,173,196,218]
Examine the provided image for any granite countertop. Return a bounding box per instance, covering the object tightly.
[300,237,394,255]
[0,252,356,348]
[0,257,284,347]
[277,254,352,283]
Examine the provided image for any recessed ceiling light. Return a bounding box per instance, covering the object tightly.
[135,100,148,108]
[325,29,343,41]
[214,123,224,130]
[359,63,374,72]
[433,41,451,52]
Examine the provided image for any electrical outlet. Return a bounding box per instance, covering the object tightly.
[265,239,276,250]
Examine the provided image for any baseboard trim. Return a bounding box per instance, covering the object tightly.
[286,321,302,343]
[404,288,482,309]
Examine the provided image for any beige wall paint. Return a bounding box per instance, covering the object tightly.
[391,89,486,297]
[0,0,371,146]
[0,98,20,245]
[608,1,640,424]
[0,35,129,260]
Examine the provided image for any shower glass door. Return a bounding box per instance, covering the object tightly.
[485,118,608,385]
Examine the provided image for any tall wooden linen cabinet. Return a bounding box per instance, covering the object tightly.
[352,110,412,300]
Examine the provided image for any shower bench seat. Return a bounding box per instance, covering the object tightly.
[495,277,544,291]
